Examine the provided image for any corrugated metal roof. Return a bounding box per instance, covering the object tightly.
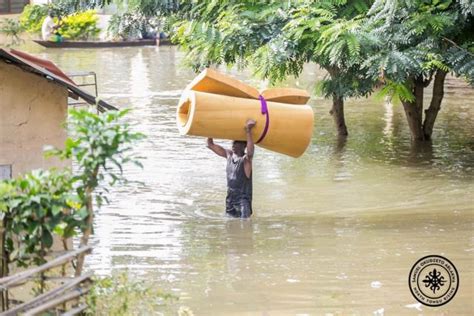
[0,48,117,112]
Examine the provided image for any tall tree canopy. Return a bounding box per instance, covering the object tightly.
[172,0,375,137]
[365,0,474,141]
[68,0,473,141]
[171,0,473,141]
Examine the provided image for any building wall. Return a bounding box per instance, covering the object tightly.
[0,61,70,177]
[0,0,29,14]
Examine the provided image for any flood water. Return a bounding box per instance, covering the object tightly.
[18,44,474,314]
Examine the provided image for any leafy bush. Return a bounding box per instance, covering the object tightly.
[51,108,145,274]
[0,18,24,46]
[162,14,179,36]
[0,170,84,267]
[107,11,158,40]
[20,5,101,40]
[52,0,91,16]
[58,10,100,40]
[0,108,144,273]
[85,272,178,315]
[19,4,48,34]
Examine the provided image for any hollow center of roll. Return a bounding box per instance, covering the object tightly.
[178,99,191,127]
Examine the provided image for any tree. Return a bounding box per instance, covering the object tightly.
[103,0,180,40]
[172,0,375,137]
[0,18,24,47]
[365,0,474,141]
[53,108,144,275]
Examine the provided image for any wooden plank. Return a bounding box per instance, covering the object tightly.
[23,288,90,316]
[0,272,92,316]
[0,246,92,290]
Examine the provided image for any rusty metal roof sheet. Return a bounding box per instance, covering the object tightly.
[0,48,117,112]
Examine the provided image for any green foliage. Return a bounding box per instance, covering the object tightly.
[0,170,83,267]
[48,0,115,15]
[85,272,178,315]
[375,79,415,102]
[166,0,474,139]
[58,10,100,40]
[19,4,48,34]
[127,0,179,17]
[52,108,145,209]
[107,11,159,40]
[172,1,292,72]
[19,4,101,40]
[364,0,474,100]
[162,13,181,35]
[1,108,144,271]
[52,0,100,15]
[0,18,24,46]
[446,44,474,85]
[171,0,376,99]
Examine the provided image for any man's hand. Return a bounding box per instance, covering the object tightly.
[206,138,228,158]
[245,119,256,132]
[243,119,255,178]
[207,138,214,147]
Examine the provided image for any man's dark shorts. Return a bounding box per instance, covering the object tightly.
[226,200,252,218]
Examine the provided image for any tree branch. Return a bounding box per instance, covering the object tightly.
[442,37,474,57]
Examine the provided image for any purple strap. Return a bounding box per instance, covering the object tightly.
[256,95,270,144]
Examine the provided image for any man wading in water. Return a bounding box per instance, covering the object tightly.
[207,119,256,218]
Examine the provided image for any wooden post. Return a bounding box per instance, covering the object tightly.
[75,188,94,277]
[1,223,5,312]
[1,220,9,311]
[75,167,98,277]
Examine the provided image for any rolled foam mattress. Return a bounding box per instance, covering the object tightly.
[177,69,314,158]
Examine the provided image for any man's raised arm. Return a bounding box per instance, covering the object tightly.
[207,138,229,158]
[245,119,256,160]
[244,119,256,178]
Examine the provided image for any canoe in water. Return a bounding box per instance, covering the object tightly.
[33,39,158,48]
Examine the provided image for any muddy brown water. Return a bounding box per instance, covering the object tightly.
[13,44,474,315]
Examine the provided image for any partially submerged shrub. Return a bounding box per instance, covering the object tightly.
[85,272,178,315]
[0,18,25,46]
[19,4,48,34]
[58,10,101,40]
[0,169,83,266]
[107,11,159,40]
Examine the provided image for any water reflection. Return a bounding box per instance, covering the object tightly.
[408,141,435,165]
[331,136,352,182]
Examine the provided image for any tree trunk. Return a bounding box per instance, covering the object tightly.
[75,188,93,277]
[402,77,425,141]
[75,167,99,277]
[423,70,447,141]
[330,94,348,137]
[408,140,434,165]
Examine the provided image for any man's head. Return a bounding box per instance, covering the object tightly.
[232,140,247,156]
[48,10,55,18]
